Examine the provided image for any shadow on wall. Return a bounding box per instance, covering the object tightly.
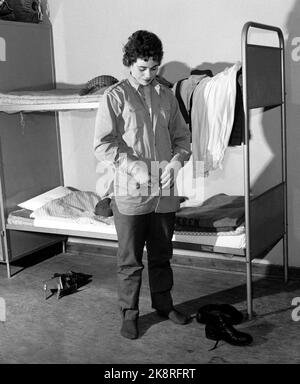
[159,60,236,85]
[159,61,190,84]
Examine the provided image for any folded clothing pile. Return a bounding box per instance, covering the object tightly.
[175,193,245,232]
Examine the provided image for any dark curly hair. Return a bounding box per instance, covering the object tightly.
[123,30,164,67]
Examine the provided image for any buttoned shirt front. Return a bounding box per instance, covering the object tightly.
[94,75,191,215]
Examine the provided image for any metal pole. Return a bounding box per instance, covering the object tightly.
[242,23,253,319]
[278,30,289,283]
[0,140,11,278]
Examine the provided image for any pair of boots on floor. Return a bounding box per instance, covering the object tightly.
[196,304,253,349]
[121,308,190,340]
[120,303,253,348]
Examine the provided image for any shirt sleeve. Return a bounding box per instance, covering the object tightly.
[94,91,140,174]
[168,92,192,166]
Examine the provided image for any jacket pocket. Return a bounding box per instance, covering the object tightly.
[123,104,145,131]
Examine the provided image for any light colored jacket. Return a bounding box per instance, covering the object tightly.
[94,75,191,215]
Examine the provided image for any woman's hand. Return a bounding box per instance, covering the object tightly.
[131,161,150,187]
[160,160,182,191]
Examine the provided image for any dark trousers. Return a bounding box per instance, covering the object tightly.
[112,203,176,320]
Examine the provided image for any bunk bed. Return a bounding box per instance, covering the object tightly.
[0,22,288,319]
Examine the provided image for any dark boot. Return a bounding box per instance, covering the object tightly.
[219,304,244,325]
[196,304,244,325]
[205,313,253,350]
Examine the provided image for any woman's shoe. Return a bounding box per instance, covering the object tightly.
[157,309,190,325]
[120,318,139,339]
[196,304,244,325]
[205,313,253,350]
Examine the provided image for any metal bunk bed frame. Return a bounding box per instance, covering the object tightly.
[0,22,288,320]
[242,22,288,318]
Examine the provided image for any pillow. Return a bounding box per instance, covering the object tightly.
[18,186,71,211]
[30,190,102,219]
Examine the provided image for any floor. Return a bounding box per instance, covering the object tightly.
[0,246,300,364]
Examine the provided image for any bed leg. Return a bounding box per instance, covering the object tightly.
[246,260,253,320]
[1,231,11,278]
[62,239,66,254]
[6,258,11,279]
[283,234,288,283]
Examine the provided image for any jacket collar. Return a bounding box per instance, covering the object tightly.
[128,74,161,94]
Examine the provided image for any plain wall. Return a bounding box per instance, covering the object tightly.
[46,0,300,267]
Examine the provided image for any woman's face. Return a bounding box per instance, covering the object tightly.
[130,57,159,86]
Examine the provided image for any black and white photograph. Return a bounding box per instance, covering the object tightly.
[0,0,300,368]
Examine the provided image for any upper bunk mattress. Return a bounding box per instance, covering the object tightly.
[0,89,103,113]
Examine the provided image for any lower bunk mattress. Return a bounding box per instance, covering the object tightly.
[6,185,286,258]
[7,208,246,250]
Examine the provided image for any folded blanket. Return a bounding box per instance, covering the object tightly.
[7,208,34,226]
[175,193,245,232]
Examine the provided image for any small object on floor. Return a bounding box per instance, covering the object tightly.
[205,312,253,350]
[196,303,244,325]
[120,319,139,339]
[43,275,63,300]
[157,308,191,325]
[43,270,92,299]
